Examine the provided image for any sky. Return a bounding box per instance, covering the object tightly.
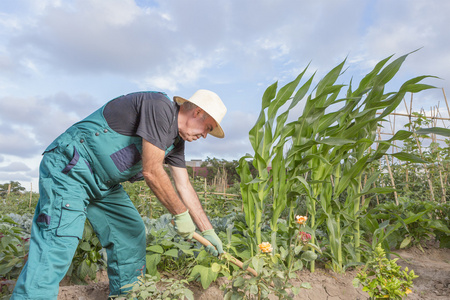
[0,0,449,191]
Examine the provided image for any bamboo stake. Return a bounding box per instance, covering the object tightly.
[433,106,446,203]
[208,192,240,197]
[403,98,411,190]
[376,112,450,121]
[412,130,435,202]
[29,182,32,207]
[443,88,450,118]
[204,177,207,211]
[377,126,398,205]
[438,111,448,127]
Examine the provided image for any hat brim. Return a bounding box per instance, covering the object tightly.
[174,96,225,138]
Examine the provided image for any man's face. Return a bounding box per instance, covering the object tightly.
[179,108,217,142]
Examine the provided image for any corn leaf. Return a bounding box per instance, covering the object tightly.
[416,127,450,137]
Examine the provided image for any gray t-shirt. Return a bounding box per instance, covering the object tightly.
[103,91,185,168]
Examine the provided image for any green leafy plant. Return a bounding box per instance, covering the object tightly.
[0,181,39,215]
[222,218,318,300]
[66,220,106,284]
[0,216,30,297]
[114,273,194,300]
[353,244,418,299]
[222,243,313,300]
[0,216,29,280]
[145,227,198,278]
[143,214,231,290]
[432,202,450,248]
[363,199,450,254]
[237,51,436,274]
[188,250,226,290]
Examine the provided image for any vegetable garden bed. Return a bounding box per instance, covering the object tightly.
[55,241,449,300]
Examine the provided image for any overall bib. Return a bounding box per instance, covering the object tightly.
[12,94,177,299]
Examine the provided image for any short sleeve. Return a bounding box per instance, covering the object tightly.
[164,138,186,168]
[135,95,175,151]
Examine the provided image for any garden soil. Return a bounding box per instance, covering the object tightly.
[57,242,450,300]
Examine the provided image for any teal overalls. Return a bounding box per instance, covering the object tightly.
[12,94,177,299]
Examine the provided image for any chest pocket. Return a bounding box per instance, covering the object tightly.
[111,143,142,172]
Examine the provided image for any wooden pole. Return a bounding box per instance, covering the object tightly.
[403,98,410,190]
[378,126,398,205]
[204,177,207,210]
[376,112,450,121]
[433,106,446,203]
[29,182,32,207]
[443,88,450,117]
[412,130,435,202]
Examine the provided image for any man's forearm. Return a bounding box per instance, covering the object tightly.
[178,184,213,232]
[169,166,213,232]
[143,166,187,215]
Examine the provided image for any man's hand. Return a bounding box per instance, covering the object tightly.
[201,229,224,257]
[173,210,196,239]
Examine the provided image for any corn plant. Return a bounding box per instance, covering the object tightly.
[237,51,436,272]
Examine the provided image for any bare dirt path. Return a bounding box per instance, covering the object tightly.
[58,244,450,300]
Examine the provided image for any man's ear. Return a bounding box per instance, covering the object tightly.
[193,107,203,117]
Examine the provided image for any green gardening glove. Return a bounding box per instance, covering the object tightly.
[173,210,196,239]
[201,229,224,257]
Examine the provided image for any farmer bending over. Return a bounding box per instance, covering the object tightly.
[11,90,226,299]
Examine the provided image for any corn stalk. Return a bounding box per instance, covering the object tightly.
[238,51,436,271]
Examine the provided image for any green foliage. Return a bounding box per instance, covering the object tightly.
[362,199,450,253]
[114,273,194,300]
[143,214,227,290]
[0,216,30,297]
[145,226,198,278]
[353,244,418,299]
[222,219,317,299]
[67,220,106,284]
[0,181,25,197]
[0,182,39,216]
[123,181,167,219]
[189,251,222,289]
[381,113,450,203]
[0,216,29,280]
[200,157,240,185]
[5,213,33,233]
[222,252,312,299]
[237,51,435,275]
[123,172,243,220]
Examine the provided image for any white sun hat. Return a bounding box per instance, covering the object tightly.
[174,89,227,138]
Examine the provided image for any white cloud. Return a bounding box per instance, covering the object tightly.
[0,0,449,191]
[0,162,31,172]
[138,56,209,92]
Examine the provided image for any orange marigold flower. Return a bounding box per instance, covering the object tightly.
[259,242,273,253]
[296,215,308,225]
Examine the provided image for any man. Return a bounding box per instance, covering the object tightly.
[12,89,226,299]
